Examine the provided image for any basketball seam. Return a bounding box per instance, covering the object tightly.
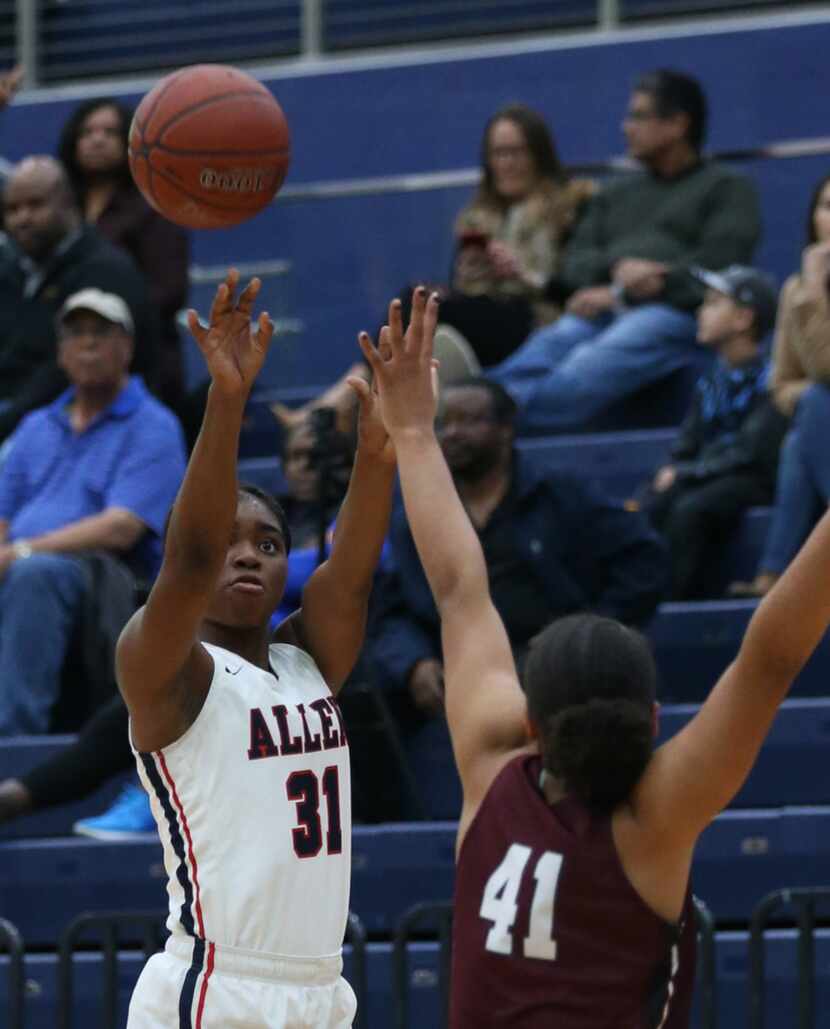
[149,162,277,214]
[138,66,194,142]
[149,144,290,158]
[152,89,279,145]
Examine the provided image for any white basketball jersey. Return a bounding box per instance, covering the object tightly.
[132,642,351,959]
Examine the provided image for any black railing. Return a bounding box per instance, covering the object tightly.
[0,917,24,1029]
[393,900,454,1029]
[392,895,718,1029]
[56,908,369,1029]
[57,910,167,1029]
[748,886,830,1029]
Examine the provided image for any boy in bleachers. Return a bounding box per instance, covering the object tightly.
[642,266,788,598]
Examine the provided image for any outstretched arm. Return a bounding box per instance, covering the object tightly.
[276,308,401,691]
[116,271,273,751]
[359,291,528,814]
[636,505,830,848]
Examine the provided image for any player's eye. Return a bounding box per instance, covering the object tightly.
[260,538,279,555]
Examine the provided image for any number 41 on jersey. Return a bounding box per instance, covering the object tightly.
[480,844,563,961]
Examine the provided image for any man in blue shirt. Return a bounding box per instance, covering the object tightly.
[0,287,185,734]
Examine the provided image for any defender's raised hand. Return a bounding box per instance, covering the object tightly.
[357,287,440,438]
[186,269,273,398]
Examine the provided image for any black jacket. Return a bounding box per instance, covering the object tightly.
[671,357,789,490]
[370,453,669,694]
[0,225,160,440]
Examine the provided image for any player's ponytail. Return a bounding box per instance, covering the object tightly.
[524,614,657,815]
[540,698,653,813]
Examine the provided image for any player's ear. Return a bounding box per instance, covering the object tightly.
[524,715,539,741]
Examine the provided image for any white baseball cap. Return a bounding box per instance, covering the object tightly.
[59,288,134,334]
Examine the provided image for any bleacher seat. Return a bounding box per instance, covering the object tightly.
[649,600,830,702]
[3,929,828,1028]
[407,698,830,821]
[3,809,827,946]
[659,699,830,809]
[0,738,130,842]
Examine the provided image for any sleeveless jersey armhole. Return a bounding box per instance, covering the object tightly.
[129,645,219,757]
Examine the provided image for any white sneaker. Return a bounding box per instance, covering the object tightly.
[432,324,481,390]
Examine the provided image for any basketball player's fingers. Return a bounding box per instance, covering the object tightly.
[405,286,426,353]
[345,375,372,410]
[186,309,207,347]
[430,360,440,400]
[254,311,274,349]
[357,330,385,380]
[378,325,394,361]
[421,293,440,360]
[208,282,230,325]
[387,298,404,350]
[236,277,262,316]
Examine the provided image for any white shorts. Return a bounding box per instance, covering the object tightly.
[127,934,357,1028]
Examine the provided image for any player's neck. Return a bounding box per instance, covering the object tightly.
[540,769,568,806]
[201,620,272,670]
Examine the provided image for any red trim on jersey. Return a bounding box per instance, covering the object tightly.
[157,751,206,939]
[195,941,215,1028]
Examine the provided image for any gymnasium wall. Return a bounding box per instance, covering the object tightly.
[3,13,830,390]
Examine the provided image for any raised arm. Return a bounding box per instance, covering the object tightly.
[635,505,830,848]
[275,311,399,691]
[116,271,273,751]
[359,291,528,816]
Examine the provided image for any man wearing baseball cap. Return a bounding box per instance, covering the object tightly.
[0,288,185,734]
[640,265,789,598]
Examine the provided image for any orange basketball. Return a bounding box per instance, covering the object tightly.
[128,64,291,230]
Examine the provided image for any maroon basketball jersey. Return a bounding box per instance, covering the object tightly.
[450,755,696,1028]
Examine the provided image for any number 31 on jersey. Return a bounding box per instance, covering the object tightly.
[479,844,563,961]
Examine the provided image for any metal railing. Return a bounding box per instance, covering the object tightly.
[748,886,830,1029]
[391,896,718,1029]
[0,917,24,1029]
[30,0,830,88]
[56,908,369,1029]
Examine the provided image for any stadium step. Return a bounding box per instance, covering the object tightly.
[648,600,830,702]
[1,930,828,1028]
[404,697,830,821]
[0,737,131,842]
[1,809,828,945]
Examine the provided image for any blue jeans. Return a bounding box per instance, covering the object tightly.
[0,553,86,735]
[490,304,701,433]
[761,384,830,574]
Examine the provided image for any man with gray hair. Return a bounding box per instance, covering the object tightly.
[0,155,159,440]
[0,287,184,734]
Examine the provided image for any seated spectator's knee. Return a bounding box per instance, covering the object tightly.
[3,552,85,592]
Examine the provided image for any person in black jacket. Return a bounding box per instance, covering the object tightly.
[0,155,160,441]
[642,266,789,599]
[370,377,668,720]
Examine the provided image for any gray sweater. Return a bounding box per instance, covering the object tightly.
[562,160,762,311]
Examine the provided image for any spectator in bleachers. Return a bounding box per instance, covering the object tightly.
[58,98,190,409]
[481,69,762,433]
[430,103,593,369]
[730,173,830,598]
[370,377,667,722]
[0,287,185,735]
[0,156,160,441]
[641,266,788,599]
[0,411,363,835]
[273,103,593,433]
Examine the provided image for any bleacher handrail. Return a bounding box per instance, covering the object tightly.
[748,886,830,1029]
[391,896,718,1029]
[55,908,368,1029]
[0,917,24,1029]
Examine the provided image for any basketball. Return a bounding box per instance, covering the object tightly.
[128,64,291,230]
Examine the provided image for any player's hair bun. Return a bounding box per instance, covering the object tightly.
[541,698,652,813]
